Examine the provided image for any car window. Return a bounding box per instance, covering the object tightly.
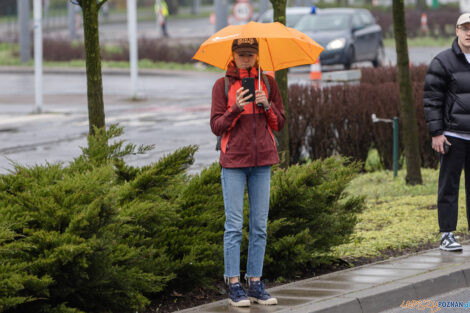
[296,13,350,31]
[352,14,364,29]
[359,11,374,25]
[287,13,307,27]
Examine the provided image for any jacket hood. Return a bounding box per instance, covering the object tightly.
[226,61,260,79]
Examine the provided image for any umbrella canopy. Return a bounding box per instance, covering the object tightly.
[193,21,324,71]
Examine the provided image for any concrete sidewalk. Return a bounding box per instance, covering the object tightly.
[178,245,470,313]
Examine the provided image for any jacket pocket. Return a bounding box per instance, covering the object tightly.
[450,95,469,115]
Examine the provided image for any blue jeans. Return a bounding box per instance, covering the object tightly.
[221,166,271,280]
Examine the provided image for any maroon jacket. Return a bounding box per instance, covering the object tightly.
[210,62,285,168]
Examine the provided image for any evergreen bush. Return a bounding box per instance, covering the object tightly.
[265,158,364,278]
[0,126,195,313]
[168,158,364,282]
[0,126,364,312]
[164,163,225,291]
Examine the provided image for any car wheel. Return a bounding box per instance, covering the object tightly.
[372,44,385,67]
[344,46,355,70]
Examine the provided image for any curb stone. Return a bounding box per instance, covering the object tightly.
[176,244,470,313]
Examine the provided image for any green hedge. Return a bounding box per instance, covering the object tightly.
[0,126,364,313]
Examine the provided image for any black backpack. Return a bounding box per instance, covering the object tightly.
[215,74,271,151]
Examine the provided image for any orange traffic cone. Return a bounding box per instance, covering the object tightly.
[420,13,429,33]
[309,59,322,81]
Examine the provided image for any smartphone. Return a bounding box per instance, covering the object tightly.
[241,77,256,103]
[443,142,451,154]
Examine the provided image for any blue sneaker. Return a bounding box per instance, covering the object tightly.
[228,282,250,307]
[247,280,278,305]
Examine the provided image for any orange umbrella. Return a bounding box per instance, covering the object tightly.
[193,21,324,71]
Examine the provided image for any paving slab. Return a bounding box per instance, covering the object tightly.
[177,245,470,313]
[396,255,467,265]
[370,262,441,270]
[296,280,373,290]
[270,289,343,298]
[324,273,403,284]
[206,304,286,313]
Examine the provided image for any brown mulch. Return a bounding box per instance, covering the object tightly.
[148,233,470,313]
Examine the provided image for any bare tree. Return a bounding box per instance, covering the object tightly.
[71,0,107,135]
[392,0,422,184]
[269,0,289,168]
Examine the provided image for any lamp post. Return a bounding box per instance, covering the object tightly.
[372,114,399,178]
[33,0,43,114]
[127,0,139,99]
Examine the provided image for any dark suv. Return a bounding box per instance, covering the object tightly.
[295,8,384,69]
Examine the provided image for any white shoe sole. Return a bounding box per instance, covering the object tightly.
[440,245,463,251]
[228,299,250,307]
[249,297,278,305]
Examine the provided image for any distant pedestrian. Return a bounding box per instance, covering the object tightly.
[210,38,285,306]
[423,13,470,251]
[154,0,169,37]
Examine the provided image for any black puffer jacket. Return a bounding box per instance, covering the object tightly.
[423,38,470,136]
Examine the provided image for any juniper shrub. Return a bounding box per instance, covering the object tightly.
[0,126,364,312]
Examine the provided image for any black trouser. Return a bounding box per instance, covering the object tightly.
[438,135,470,232]
[161,20,169,37]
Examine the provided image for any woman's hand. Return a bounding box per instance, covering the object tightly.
[255,90,270,110]
[236,87,252,110]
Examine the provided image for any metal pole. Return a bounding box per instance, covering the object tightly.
[68,1,77,40]
[18,0,31,63]
[191,0,201,15]
[393,116,399,178]
[215,0,228,32]
[33,0,43,113]
[127,0,139,99]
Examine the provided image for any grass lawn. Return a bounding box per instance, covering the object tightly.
[335,167,468,260]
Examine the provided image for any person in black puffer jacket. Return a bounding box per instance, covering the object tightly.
[423,13,470,252]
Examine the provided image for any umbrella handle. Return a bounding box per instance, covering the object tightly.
[258,66,261,90]
[259,65,269,112]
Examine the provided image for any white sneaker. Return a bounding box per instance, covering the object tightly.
[440,232,463,251]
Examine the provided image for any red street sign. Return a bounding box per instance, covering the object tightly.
[233,1,252,21]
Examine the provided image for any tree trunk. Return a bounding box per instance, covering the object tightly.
[392,0,422,185]
[270,0,289,169]
[80,0,105,135]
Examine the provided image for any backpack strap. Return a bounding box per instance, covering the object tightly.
[224,76,229,99]
[216,77,230,151]
[262,73,271,102]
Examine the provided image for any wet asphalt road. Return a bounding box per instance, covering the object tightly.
[0,10,449,175]
[0,70,221,174]
[0,46,442,176]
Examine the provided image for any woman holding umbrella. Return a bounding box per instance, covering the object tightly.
[210,38,285,307]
